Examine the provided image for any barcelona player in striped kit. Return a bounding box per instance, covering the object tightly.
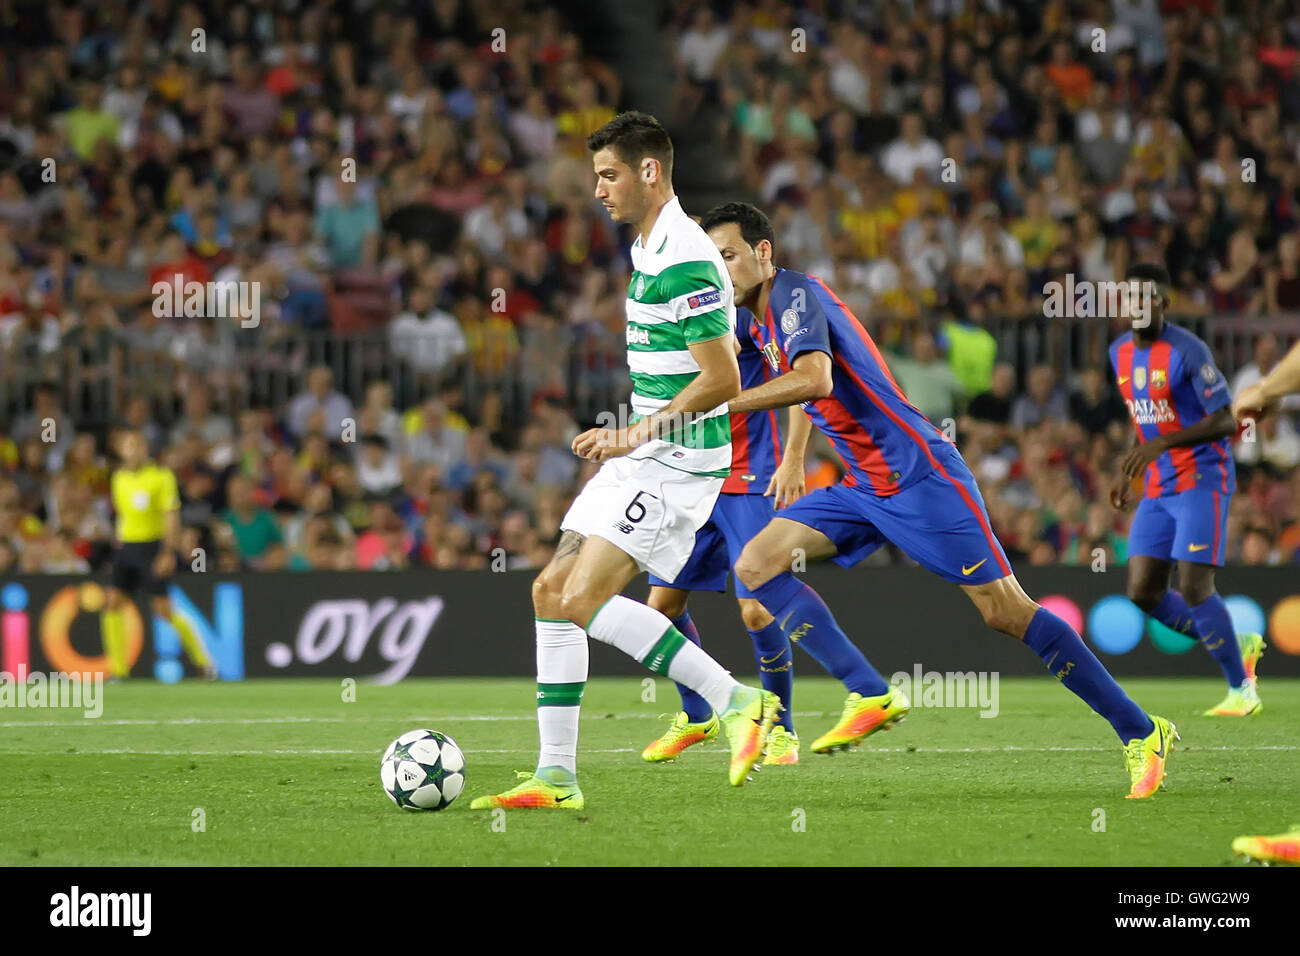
[704,201,1175,798]
[1109,263,1264,717]
[640,338,811,764]
[641,321,899,763]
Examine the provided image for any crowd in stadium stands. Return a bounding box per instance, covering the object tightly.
[1,0,1299,578]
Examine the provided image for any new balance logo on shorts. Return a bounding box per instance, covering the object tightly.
[614,520,635,534]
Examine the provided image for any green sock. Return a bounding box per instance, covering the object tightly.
[169,612,211,668]
[101,610,128,677]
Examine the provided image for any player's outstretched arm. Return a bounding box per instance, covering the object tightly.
[1233,339,1300,419]
[729,351,833,414]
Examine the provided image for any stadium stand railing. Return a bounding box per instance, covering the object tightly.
[4,313,1297,432]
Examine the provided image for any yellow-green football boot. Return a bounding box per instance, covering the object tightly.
[1203,682,1262,717]
[811,686,909,753]
[1124,715,1178,799]
[763,725,800,765]
[1239,631,1266,683]
[1204,632,1265,715]
[641,711,719,762]
[1233,825,1300,865]
[719,686,781,786]
[469,768,584,810]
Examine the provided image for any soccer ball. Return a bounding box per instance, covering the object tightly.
[380,729,466,811]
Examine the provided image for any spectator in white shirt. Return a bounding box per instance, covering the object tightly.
[357,381,404,450]
[826,25,871,114]
[356,434,403,495]
[902,209,956,291]
[508,90,557,163]
[677,7,730,85]
[1233,412,1300,470]
[760,140,826,204]
[387,67,433,141]
[462,185,529,259]
[881,112,944,185]
[389,286,468,383]
[959,202,1025,271]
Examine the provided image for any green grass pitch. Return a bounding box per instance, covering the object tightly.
[2,676,1294,866]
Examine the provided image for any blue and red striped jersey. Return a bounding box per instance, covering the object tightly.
[742,268,953,496]
[1109,323,1235,498]
[723,321,783,494]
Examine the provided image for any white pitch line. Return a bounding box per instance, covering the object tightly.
[3,745,1297,757]
[0,711,834,728]
[0,747,641,756]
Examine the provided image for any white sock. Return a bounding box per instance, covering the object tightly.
[586,596,740,714]
[535,619,588,776]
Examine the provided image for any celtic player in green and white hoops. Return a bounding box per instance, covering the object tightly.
[470,112,780,811]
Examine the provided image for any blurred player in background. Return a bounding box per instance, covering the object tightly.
[1109,263,1264,716]
[705,201,1175,798]
[101,429,215,680]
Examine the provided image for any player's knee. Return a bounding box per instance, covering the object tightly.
[732,546,770,590]
[531,569,565,616]
[980,606,1018,636]
[648,589,688,620]
[557,588,599,631]
[1179,576,1215,607]
[1126,580,1164,613]
[980,595,1037,638]
[737,598,772,631]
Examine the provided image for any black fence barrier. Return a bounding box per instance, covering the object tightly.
[5,566,1299,682]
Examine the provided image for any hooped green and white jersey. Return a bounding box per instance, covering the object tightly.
[624,196,735,477]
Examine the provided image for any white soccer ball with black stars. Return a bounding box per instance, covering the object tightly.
[380,729,466,811]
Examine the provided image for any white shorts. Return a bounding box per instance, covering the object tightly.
[560,455,723,581]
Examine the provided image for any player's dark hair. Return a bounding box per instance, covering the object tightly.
[700,201,775,253]
[586,111,673,179]
[1125,263,1171,291]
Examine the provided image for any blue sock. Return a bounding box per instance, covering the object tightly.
[670,612,714,723]
[749,619,794,732]
[750,573,888,697]
[1188,593,1247,687]
[1149,589,1198,636]
[1024,606,1153,742]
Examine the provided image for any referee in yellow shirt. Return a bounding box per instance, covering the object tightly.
[101,429,215,679]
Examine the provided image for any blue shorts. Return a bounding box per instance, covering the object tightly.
[648,493,775,598]
[1128,489,1230,566]
[776,452,1012,586]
